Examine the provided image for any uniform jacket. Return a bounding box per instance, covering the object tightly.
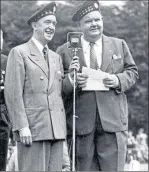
[57,35,139,135]
[4,39,71,141]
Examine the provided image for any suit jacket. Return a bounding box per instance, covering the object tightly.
[4,39,71,141]
[57,35,139,135]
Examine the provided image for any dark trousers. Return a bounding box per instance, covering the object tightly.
[69,111,127,171]
[0,104,10,171]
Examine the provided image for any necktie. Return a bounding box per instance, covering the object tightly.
[90,42,98,69]
[42,47,49,67]
[43,47,47,61]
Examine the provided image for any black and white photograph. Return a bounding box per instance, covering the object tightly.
[0,0,148,171]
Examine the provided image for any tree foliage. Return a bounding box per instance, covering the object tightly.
[1,0,148,134]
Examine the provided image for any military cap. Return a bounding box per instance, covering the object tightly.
[72,0,101,22]
[27,2,56,25]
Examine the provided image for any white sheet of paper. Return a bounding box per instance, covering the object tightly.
[82,66,109,91]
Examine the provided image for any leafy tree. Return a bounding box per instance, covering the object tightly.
[1,1,36,54]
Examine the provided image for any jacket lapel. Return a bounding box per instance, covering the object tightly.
[67,36,115,72]
[100,35,115,71]
[48,50,56,91]
[77,49,87,68]
[28,39,48,78]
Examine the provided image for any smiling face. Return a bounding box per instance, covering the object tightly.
[78,11,103,42]
[32,15,57,46]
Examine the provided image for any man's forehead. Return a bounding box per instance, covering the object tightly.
[38,15,57,22]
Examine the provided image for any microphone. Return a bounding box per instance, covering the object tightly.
[67,32,83,71]
[67,32,83,50]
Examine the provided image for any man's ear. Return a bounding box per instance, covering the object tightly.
[31,22,37,30]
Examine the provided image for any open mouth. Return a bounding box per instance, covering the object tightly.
[45,30,54,35]
[90,27,99,32]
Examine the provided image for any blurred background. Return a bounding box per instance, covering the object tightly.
[1,0,148,171]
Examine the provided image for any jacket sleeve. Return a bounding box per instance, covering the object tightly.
[115,40,139,94]
[4,48,29,131]
[57,46,73,96]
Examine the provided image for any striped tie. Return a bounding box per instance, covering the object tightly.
[90,42,98,69]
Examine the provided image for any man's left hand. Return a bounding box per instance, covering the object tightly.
[103,74,119,88]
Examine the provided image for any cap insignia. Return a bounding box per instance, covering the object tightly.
[53,6,56,13]
[94,3,98,9]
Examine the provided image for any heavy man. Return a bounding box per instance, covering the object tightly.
[57,0,139,171]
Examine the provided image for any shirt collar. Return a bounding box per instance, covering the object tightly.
[95,37,102,47]
[32,37,48,54]
[81,36,90,48]
[81,35,102,47]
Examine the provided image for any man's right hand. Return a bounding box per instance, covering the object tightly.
[69,56,80,79]
[19,127,32,146]
[77,73,88,88]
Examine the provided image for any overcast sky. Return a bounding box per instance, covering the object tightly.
[37,1,126,6]
[100,1,125,6]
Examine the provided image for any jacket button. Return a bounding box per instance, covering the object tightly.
[40,76,44,80]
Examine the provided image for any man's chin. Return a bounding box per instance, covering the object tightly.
[90,33,100,38]
[89,30,100,35]
[45,36,53,41]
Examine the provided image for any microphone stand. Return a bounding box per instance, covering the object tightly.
[72,48,78,171]
[67,31,83,171]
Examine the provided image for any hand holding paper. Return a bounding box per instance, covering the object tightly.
[77,73,88,88]
[82,67,110,91]
[103,74,119,88]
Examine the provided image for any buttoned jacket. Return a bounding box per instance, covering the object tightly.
[4,39,71,141]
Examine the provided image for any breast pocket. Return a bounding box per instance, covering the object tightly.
[111,58,124,73]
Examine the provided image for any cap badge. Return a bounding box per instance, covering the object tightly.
[94,3,98,9]
[53,6,56,13]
